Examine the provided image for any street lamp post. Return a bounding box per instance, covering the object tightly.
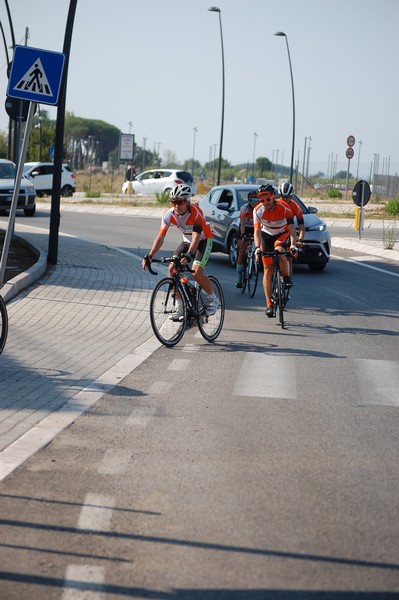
[192,126,197,176]
[252,132,257,177]
[275,32,295,183]
[208,7,225,186]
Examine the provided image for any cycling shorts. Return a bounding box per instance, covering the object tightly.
[260,231,290,266]
[175,238,213,269]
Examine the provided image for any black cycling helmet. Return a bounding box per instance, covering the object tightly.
[257,183,275,196]
[280,182,294,198]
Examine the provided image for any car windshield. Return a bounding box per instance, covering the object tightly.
[0,163,16,179]
[237,187,258,207]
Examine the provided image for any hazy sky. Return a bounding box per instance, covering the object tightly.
[0,0,397,178]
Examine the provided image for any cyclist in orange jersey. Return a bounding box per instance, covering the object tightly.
[279,181,305,277]
[253,184,298,318]
[142,184,218,318]
[235,189,259,288]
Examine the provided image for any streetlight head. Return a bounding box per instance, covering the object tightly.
[275,31,286,37]
[208,6,221,12]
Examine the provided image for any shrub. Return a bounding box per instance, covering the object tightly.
[156,190,170,204]
[85,190,101,198]
[327,188,343,199]
[385,198,399,216]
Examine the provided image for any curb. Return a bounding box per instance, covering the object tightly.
[0,235,48,303]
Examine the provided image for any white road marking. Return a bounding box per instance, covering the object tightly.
[0,337,161,482]
[77,494,115,531]
[149,380,173,393]
[233,354,297,399]
[127,406,157,426]
[97,449,131,475]
[168,358,191,371]
[181,343,200,352]
[355,359,399,406]
[332,254,399,277]
[62,564,105,599]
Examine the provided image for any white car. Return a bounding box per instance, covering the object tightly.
[23,162,76,197]
[0,159,36,216]
[122,168,196,196]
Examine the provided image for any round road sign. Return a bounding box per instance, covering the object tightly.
[347,135,355,147]
[352,180,371,207]
[346,147,354,159]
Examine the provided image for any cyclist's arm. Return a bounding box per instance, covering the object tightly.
[253,223,262,251]
[287,222,297,247]
[142,234,165,269]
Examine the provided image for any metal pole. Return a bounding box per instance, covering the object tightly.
[208,7,225,186]
[275,32,295,182]
[0,102,36,287]
[252,132,257,177]
[192,126,197,176]
[48,0,78,265]
[300,137,307,196]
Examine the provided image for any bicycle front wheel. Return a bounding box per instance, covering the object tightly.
[149,278,187,347]
[197,275,225,342]
[274,270,285,329]
[0,295,8,354]
[247,255,259,298]
[240,264,247,293]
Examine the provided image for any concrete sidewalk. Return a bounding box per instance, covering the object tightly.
[0,204,398,481]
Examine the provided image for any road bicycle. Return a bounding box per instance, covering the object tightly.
[0,294,8,354]
[145,255,225,347]
[240,235,259,298]
[261,249,294,329]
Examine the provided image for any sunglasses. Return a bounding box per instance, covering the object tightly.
[171,199,186,205]
[260,196,274,202]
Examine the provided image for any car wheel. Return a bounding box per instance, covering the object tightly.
[228,232,238,268]
[308,262,327,272]
[61,185,74,197]
[24,206,36,216]
[163,188,172,197]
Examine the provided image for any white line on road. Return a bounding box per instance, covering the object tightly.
[355,359,399,406]
[77,494,115,531]
[62,564,105,599]
[332,254,399,277]
[127,406,157,426]
[233,354,297,399]
[168,358,191,371]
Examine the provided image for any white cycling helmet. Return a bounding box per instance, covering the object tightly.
[280,182,294,198]
[170,184,192,200]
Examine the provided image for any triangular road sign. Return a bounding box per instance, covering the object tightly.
[14,58,53,97]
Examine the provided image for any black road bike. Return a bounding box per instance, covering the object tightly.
[240,236,259,298]
[0,294,8,354]
[146,255,225,347]
[262,249,293,329]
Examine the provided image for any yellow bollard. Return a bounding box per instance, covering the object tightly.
[354,206,360,230]
[199,182,204,194]
[125,181,132,194]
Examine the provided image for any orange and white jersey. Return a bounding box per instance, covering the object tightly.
[159,203,214,243]
[279,198,304,225]
[239,203,255,229]
[253,200,294,236]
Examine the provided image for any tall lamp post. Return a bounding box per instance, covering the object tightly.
[275,31,295,183]
[192,126,197,176]
[252,131,257,177]
[208,6,225,186]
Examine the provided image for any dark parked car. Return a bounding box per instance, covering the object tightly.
[198,184,331,270]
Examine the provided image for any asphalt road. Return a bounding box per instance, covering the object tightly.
[0,208,398,597]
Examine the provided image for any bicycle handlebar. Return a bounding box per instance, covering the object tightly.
[144,255,195,276]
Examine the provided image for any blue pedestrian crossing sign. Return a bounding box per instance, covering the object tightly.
[7,45,65,106]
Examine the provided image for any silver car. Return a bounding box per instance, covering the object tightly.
[198,184,331,270]
[0,159,36,216]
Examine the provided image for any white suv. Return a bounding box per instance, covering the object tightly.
[23,162,76,197]
[122,168,196,196]
[0,159,36,216]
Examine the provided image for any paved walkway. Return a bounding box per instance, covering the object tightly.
[0,204,398,481]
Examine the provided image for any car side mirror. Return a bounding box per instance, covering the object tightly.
[217,202,232,211]
[308,206,318,214]
[31,171,39,177]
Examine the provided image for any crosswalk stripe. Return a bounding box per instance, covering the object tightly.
[233,354,297,399]
[355,359,399,406]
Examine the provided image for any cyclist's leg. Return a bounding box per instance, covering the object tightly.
[192,239,219,314]
[235,232,249,287]
[261,232,275,316]
[275,234,292,287]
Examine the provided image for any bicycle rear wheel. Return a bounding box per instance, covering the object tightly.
[149,278,187,347]
[247,255,259,298]
[274,270,285,329]
[197,275,225,342]
[0,295,8,354]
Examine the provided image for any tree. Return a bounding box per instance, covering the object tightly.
[256,156,271,175]
[335,170,352,179]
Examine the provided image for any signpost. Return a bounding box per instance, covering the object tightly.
[345,135,355,199]
[0,46,65,288]
[352,179,371,239]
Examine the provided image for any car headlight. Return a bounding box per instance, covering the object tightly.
[307,222,327,232]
